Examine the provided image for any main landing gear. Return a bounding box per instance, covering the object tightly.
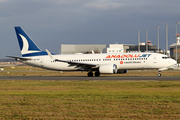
[87,72,93,77]
[95,71,100,77]
[87,71,100,77]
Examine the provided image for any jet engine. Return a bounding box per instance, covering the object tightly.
[99,64,117,74]
[117,70,128,74]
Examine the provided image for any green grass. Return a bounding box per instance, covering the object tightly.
[0,80,180,119]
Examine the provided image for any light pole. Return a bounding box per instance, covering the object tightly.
[138,31,140,52]
[157,26,160,52]
[176,22,180,63]
[146,29,148,52]
[166,24,168,55]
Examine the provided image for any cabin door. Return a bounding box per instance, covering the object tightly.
[40,59,44,67]
[153,55,157,63]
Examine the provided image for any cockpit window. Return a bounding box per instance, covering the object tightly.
[162,57,170,59]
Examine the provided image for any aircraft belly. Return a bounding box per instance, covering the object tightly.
[44,62,77,71]
[24,61,41,67]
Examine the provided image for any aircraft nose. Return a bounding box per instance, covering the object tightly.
[171,59,177,65]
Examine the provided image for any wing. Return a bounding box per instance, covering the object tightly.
[55,59,99,70]
[46,49,99,70]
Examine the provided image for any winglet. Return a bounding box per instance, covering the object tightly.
[45,49,54,59]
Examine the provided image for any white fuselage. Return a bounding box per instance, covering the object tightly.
[22,52,176,71]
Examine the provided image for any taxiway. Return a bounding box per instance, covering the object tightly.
[0,76,179,81]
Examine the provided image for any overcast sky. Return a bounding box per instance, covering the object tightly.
[1,0,180,58]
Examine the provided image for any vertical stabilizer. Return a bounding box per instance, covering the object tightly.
[15,27,48,57]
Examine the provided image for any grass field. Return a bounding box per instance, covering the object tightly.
[0,80,180,119]
[0,66,180,119]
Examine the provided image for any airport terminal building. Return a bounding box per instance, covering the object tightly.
[61,44,107,54]
[61,43,157,54]
[170,34,180,61]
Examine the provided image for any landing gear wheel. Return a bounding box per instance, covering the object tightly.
[158,73,161,77]
[87,72,93,77]
[95,71,100,77]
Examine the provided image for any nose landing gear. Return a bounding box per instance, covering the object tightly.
[157,72,161,77]
[157,71,161,77]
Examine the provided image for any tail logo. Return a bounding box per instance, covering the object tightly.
[19,34,40,55]
[15,26,54,57]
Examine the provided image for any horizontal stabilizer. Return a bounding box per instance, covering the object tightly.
[6,56,31,61]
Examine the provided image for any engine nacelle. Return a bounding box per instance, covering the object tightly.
[117,70,128,74]
[99,64,117,74]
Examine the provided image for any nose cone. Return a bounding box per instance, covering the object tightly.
[171,59,177,66]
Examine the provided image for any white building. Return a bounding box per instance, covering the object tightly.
[170,35,180,59]
[104,44,124,53]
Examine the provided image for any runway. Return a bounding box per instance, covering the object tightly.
[0,76,180,81]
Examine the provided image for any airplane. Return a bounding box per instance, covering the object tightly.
[7,26,177,77]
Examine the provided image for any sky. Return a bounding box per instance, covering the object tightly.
[1,0,180,58]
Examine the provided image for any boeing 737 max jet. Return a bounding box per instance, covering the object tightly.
[7,27,177,77]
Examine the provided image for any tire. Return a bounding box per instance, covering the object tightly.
[158,73,161,77]
[95,71,100,77]
[88,72,93,77]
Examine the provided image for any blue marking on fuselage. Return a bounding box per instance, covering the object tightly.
[139,54,151,58]
[22,51,55,57]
